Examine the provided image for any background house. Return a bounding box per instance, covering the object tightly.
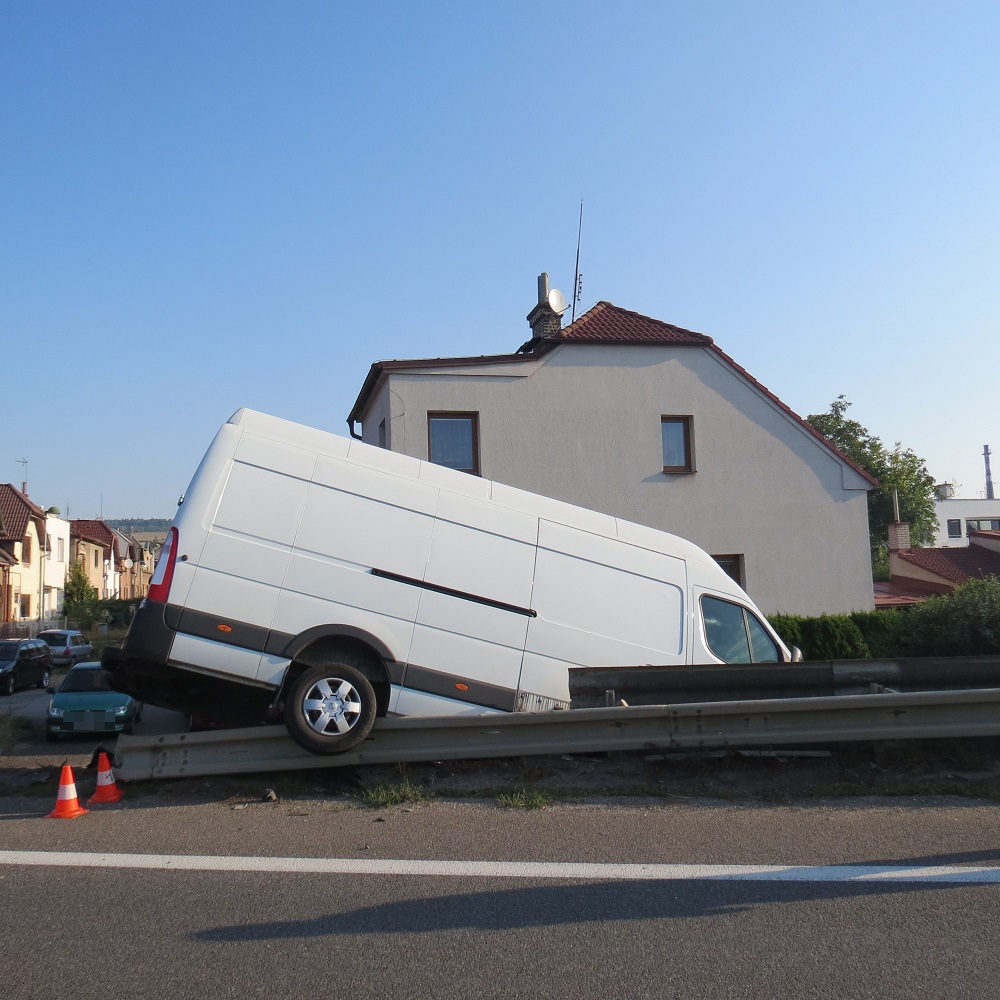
[42,511,70,618]
[883,521,1000,600]
[348,277,876,616]
[932,492,1000,547]
[70,522,111,598]
[0,483,47,627]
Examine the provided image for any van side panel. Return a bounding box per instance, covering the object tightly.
[396,491,538,715]
[520,520,688,703]
[424,492,538,608]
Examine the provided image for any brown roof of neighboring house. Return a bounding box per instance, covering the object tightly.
[348,300,878,487]
[873,580,930,609]
[894,542,1000,586]
[0,483,46,542]
[71,519,114,553]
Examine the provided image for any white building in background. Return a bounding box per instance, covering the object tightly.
[43,512,70,618]
[933,490,1000,547]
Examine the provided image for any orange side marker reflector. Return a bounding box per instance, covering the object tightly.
[217,624,233,633]
[455,683,469,691]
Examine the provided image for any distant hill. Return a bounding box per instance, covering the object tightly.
[106,518,172,535]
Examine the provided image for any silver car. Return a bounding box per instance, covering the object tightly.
[37,629,93,667]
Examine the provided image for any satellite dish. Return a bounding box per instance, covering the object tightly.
[548,287,568,315]
[124,558,134,569]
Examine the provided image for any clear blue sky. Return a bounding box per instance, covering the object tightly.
[3,1,998,517]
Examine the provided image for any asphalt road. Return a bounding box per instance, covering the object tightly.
[5,681,1000,998]
[4,784,1000,998]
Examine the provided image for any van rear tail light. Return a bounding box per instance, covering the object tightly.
[147,527,179,604]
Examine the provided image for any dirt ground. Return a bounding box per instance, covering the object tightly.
[5,731,1000,806]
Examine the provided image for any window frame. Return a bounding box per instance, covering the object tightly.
[701,594,782,664]
[947,519,962,539]
[660,415,695,474]
[427,411,481,476]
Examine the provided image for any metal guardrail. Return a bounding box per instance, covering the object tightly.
[568,657,1000,707]
[115,686,1000,781]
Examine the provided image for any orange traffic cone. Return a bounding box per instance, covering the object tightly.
[48,764,89,819]
[87,752,122,805]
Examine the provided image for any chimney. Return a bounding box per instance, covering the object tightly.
[526,273,563,341]
[887,522,911,552]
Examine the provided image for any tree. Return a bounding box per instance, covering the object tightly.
[807,396,938,571]
[64,559,99,629]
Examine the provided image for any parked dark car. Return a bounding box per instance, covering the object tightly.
[46,661,142,740]
[37,629,93,667]
[0,638,54,695]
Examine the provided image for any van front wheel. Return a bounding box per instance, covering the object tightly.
[284,663,377,754]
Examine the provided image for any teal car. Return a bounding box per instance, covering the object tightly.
[46,662,142,741]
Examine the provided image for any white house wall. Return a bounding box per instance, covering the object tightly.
[362,343,873,616]
[43,515,70,617]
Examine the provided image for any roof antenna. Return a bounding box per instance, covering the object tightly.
[17,457,27,496]
[571,200,583,324]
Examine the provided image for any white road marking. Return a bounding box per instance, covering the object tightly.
[2,850,1000,882]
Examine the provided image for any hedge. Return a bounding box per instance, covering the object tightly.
[768,576,1000,660]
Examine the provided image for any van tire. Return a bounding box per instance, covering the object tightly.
[284,663,377,754]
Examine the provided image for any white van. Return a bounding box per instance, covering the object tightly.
[104,408,794,753]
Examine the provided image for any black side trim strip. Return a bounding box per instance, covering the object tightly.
[401,661,517,713]
[370,568,537,618]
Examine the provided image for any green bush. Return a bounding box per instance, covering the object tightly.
[894,577,1000,657]
[767,614,803,653]
[849,609,905,659]
[797,615,870,661]
[769,580,1000,660]
[768,613,869,660]
[94,599,140,630]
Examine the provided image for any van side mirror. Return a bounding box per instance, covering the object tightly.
[790,645,804,663]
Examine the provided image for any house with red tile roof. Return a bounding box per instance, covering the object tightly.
[347,276,878,615]
[0,483,47,624]
[883,526,1000,603]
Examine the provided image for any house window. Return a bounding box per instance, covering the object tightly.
[661,416,694,473]
[94,550,99,569]
[712,554,745,586]
[428,412,480,475]
[947,519,962,539]
[46,533,52,560]
[967,519,1000,534]
[57,537,65,562]
[378,418,387,449]
[22,536,31,566]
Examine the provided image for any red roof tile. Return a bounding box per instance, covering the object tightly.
[873,580,930,608]
[0,483,46,542]
[71,519,115,552]
[553,301,714,345]
[895,543,1000,585]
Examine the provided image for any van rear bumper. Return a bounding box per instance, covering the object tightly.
[102,599,274,725]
